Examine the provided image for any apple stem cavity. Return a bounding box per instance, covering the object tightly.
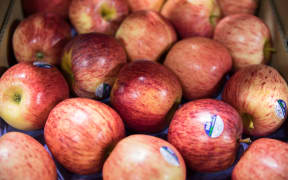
[35,52,44,60]
[209,15,219,27]
[100,3,116,21]
[242,113,255,130]
[95,83,111,99]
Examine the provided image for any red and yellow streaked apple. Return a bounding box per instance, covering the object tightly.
[232,138,288,180]
[44,98,125,175]
[222,64,288,137]
[69,0,129,35]
[103,134,186,180]
[0,62,69,130]
[217,0,258,17]
[12,13,72,65]
[110,60,182,133]
[126,0,165,12]
[161,0,221,38]
[0,132,57,180]
[214,14,272,71]
[61,33,127,99]
[115,10,177,62]
[168,99,243,172]
[164,37,232,100]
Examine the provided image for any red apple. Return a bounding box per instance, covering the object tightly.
[222,64,288,137]
[0,132,57,180]
[232,138,288,180]
[164,37,232,100]
[44,97,125,175]
[217,0,258,17]
[168,99,243,172]
[103,134,186,180]
[0,62,69,130]
[21,0,71,18]
[12,13,72,65]
[69,0,129,35]
[110,60,182,133]
[115,10,177,62]
[61,33,127,99]
[214,14,272,71]
[161,0,221,38]
[126,0,165,12]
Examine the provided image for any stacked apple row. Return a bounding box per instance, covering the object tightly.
[0,0,288,180]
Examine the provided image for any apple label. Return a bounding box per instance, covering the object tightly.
[204,114,224,138]
[160,146,180,167]
[33,61,53,69]
[275,99,287,119]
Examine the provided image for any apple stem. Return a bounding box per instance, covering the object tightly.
[249,120,254,129]
[265,47,276,52]
[238,138,251,144]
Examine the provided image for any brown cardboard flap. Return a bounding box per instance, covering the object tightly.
[0,0,10,30]
[272,0,288,39]
[0,0,23,68]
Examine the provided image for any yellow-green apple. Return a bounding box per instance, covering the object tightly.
[69,0,129,35]
[161,0,221,38]
[110,60,182,133]
[21,0,71,18]
[214,14,272,71]
[217,0,258,17]
[115,10,177,62]
[44,98,125,175]
[126,0,165,12]
[232,138,288,180]
[0,62,69,130]
[0,132,57,180]
[168,99,243,172]
[103,134,186,180]
[12,13,72,65]
[222,64,288,137]
[61,33,127,99]
[164,37,232,100]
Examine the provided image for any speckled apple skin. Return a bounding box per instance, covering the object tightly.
[12,13,71,65]
[168,99,243,172]
[222,64,288,137]
[103,134,186,180]
[0,132,57,180]
[214,14,271,71]
[44,98,125,175]
[61,33,127,98]
[232,138,288,180]
[217,0,258,16]
[161,0,221,38]
[115,10,177,62]
[69,0,129,35]
[164,37,232,100]
[110,60,182,133]
[0,62,69,130]
[126,0,165,12]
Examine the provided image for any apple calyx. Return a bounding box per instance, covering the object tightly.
[35,52,44,60]
[242,113,255,130]
[13,93,22,104]
[95,83,111,99]
[100,3,117,21]
[263,39,276,61]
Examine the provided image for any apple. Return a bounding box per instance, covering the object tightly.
[168,99,243,172]
[12,13,72,65]
[115,10,177,62]
[161,0,221,38]
[126,0,165,12]
[110,60,182,133]
[222,64,288,137]
[164,37,232,100]
[21,0,71,18]
[213,14,272,71]
[103,134,186,180]
[0,132,57,180]
[69,0,129,35]
[0,62,69,130]
[217,0,259,17]
[232,138,288,180]
[61,33,127,99]
[44,97,125,175]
